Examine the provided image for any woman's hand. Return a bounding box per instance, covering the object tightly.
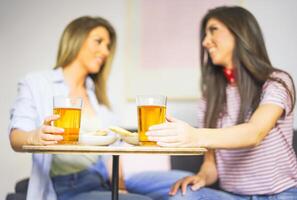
[146,116,201,147]
[169,174,207,196]
[28,115,64,145]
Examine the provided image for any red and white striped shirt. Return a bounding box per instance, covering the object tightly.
[197,72,297,195]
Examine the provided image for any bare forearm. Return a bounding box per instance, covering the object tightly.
[10,116,65,152]
[198,150,218,185]
[10,129,35,152]
[198,123,262,149]
[198,104,284,149]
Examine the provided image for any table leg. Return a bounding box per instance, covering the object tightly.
[112,155,119,200]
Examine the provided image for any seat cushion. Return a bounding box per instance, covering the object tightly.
[6,193,26,200]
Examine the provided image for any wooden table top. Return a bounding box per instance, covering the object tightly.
[22,144,207,155]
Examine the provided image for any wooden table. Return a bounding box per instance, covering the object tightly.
[23,144,207,200]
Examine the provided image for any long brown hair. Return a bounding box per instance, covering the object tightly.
[55,16,116,109]
[200,6,295,128]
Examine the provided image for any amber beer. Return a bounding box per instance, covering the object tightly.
[53,96,82,144]
[54,108,81,144]
[136,95,167,146]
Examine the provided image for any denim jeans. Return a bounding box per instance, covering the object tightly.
[51,162,152,200]
[51,160,192,200]
[169,187,297,200]
[125,170,193,200]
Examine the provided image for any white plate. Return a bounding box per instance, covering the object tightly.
[121,135,139,146]
[79,135,118,146]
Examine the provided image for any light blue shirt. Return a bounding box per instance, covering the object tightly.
[9,68,117,200]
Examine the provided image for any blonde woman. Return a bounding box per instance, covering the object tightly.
[9,16,152,200]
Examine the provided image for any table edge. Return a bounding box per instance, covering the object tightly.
[22,145,207,155]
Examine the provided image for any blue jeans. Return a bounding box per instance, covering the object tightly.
[52,159,192,200]
[169,187,297,200]
[51,158,153,200]
[126,170,193,200]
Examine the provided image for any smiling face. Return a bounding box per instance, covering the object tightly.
[76,26,111,74]
[202,18,235,68]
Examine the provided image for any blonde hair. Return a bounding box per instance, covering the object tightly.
[55,16,116,109]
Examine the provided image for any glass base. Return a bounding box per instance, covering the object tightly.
[57,140,78,145]
[139,141,157,146]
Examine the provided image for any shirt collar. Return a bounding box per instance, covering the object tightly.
[85,75,95,91]
[50,67,64,83]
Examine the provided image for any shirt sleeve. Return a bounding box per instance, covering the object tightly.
[260,72,294,116]
[9,77,38,134]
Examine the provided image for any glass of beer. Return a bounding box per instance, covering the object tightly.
[53,96,82,144]
[136,95,167,146]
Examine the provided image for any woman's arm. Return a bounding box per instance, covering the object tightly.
[10,129,37,152]
[198,103,284,149]
[198,150,218,186]
[147,103,284,149]
[9,115,64,152]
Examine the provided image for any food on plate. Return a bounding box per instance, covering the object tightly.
[86,130,108,136]
[108,126,137,137]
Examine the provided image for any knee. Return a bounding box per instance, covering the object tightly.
[169,187,211,200]
[168,187,197,200]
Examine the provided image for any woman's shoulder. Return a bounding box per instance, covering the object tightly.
[269,70,293,83]
[264,70,294,89]
[21,68,62,85]
[261,70,295,113]
[23,69,57,79]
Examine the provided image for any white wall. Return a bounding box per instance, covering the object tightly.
[0,0,296,199]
